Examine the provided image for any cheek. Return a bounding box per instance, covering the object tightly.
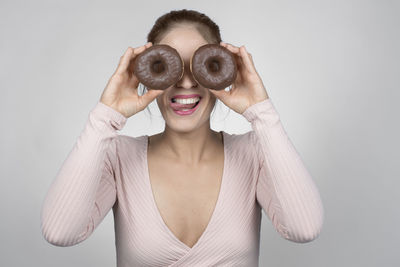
[156,97,165,107]
[208,95,217,107]
[157,88,172,108]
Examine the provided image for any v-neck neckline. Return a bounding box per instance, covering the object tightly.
[143,131,228,251]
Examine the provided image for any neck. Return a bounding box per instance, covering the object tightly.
[150,123,223,165]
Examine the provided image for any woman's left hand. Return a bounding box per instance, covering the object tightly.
[208,42,269,114]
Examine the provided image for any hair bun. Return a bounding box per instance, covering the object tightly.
[133,44,184,90]
[191,44,237,90]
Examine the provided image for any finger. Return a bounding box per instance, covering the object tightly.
[115,43,150,75]
[208,87,230,103]
[222,43,246,73]
[239,45,257,73]
[140,88,164,105]
[225,43,241,54]
[127,70,140,89]
[126,45,150,75]
[220,42,240,55]
[220,43,243,64]
[145,42,153,49]
[115,47,134,75]
[245,48,254,63]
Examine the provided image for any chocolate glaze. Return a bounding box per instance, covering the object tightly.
[133,45,184,90]
[191,44,237,90]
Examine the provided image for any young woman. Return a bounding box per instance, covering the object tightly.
[41,9,324,267]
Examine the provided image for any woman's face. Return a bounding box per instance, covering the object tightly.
[154,26,217,133]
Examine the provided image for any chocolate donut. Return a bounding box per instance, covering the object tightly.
[190,44,237,90]
[133,44,184,90]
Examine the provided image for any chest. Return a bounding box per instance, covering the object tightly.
[147,150,224,249]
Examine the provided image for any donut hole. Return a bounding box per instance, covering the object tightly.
[151,60,165,74]
[206,57,220,73]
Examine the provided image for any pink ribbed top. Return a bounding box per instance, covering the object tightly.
[40,98,324,266]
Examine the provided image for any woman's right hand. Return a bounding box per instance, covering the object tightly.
[99,42,164,118]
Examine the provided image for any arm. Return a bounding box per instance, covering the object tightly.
[242,98,324,243]
[40,102,127,246]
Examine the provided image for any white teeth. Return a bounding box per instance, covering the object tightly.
[172,97,200,104]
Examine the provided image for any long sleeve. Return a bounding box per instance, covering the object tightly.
[40,102,127,247]
[242,98,324,243]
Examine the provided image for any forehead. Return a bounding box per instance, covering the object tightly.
[158,26,209,60]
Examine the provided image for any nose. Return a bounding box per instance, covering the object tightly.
[176,64,198,89]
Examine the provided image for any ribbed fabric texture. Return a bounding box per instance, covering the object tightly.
[41,98,324,267]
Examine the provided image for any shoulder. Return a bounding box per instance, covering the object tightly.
[115,134,145,146]
[224,130,259,163]
[224,131,262,184]
[106,134,146,164]
[225,130,256,148]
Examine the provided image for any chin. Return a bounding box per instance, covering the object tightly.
[166,122,201,134]
[160,100,215,131]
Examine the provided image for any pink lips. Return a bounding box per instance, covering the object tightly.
[170,98,201,115]
[170,97,201,110]
[169,94,202,116]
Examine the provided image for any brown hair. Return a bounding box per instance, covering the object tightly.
[139,9,227,120]
[147,9,222,45]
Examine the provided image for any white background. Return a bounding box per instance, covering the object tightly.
[1,0,399,266]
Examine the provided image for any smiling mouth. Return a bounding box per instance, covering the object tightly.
[170,97,202,110]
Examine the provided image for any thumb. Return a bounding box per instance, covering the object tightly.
[208,88,229,103]
[141,89,164,105]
